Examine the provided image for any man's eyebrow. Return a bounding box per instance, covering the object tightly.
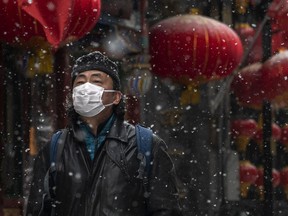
[91,73,102,78]
[76,73,86,79]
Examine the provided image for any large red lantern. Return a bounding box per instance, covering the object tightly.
[149,14,243,85]
[0,0,101,48]
[0,0,46,46]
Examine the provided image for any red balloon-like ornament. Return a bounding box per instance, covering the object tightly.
[0,0,101,48]
[149,14,243,85]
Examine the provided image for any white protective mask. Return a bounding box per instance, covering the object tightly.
[72,82,116,117]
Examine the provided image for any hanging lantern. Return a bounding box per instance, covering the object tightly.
[260,50,288,109]
[239,160,259,198]
[234,20,286,65]
[235,23,259,64]
[0,0,101,48]
[268,0,288,33]
[280,125,288,151]
[233,51,288,110]
[255,167,281,200]
[0,0,46,46]
[149,14,243,105]
[231,119,258,154]
[280,166,288,200]
[253,123,281,155]
[231,63,264,109]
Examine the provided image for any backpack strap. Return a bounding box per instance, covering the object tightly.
[136,124,153,180]
[50,130,63,166]
[43,129,67,200]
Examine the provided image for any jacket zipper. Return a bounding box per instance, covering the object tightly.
[79,145,91,175]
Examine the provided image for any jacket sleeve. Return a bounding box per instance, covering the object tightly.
[25,143,50,216]
[147,136,183,216]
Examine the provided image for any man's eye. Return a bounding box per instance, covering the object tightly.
[91,80,101,84]
[75,81,85,86]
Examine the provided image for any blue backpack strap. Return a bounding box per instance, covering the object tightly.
[136,124,153,180]
[43,129,67,200]
[50,131,63,165]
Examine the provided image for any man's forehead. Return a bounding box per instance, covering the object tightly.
[76,70,110,78]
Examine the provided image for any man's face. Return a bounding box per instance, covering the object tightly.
[73,70,121,106]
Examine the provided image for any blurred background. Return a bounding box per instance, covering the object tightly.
[1,0,288,215]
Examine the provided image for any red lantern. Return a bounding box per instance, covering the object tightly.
[268,0,288,33]
[239,160,259,198]
[231,119,258,153]
[256,167,281,187]
[251,25,285,63]
[253,123,281,154]
[0,0,101,48]
[260,50,288,109]
[235,23,255,48]
[0,0,46,46]
[256,167,281,200]
[231,63,264,109]
[280,125,288,150]
[280,166,288,200]
[235,23,262,64]
[149,14,243,105]
[253,123,282,143]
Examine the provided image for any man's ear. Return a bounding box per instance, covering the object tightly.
[113,91,122,105]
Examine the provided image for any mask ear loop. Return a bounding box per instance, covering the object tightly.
[102,90,122,106]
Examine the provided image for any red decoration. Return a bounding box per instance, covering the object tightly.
[280,166,288,199]
[253,123,281,155]
[260,50,288,109]
[281,166,288,186]
[240,161,258,183]
[251,25,285,63]
[0,0,101,48]
[235,22,285,65]
[235,23,262,64]
[256,167,281,200]
[232,51,288,109]
[149,14,243,85]
[280,125,288,149]
[0,0,46,46]
[256,167,281,188]
[268,0,288,33]
[253,123,281,143]
[231,119,258,153]
[239,160,258,198]
[231,63,264,109]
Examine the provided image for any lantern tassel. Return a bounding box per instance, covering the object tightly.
[26,47,53,77]
[180,84,200,106]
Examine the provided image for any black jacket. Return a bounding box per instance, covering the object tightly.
[26,118,183,216]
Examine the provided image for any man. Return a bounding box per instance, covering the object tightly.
[26,51,183,216]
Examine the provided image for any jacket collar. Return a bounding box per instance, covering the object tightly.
[71,116,134,144]
[106,118,134,144]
